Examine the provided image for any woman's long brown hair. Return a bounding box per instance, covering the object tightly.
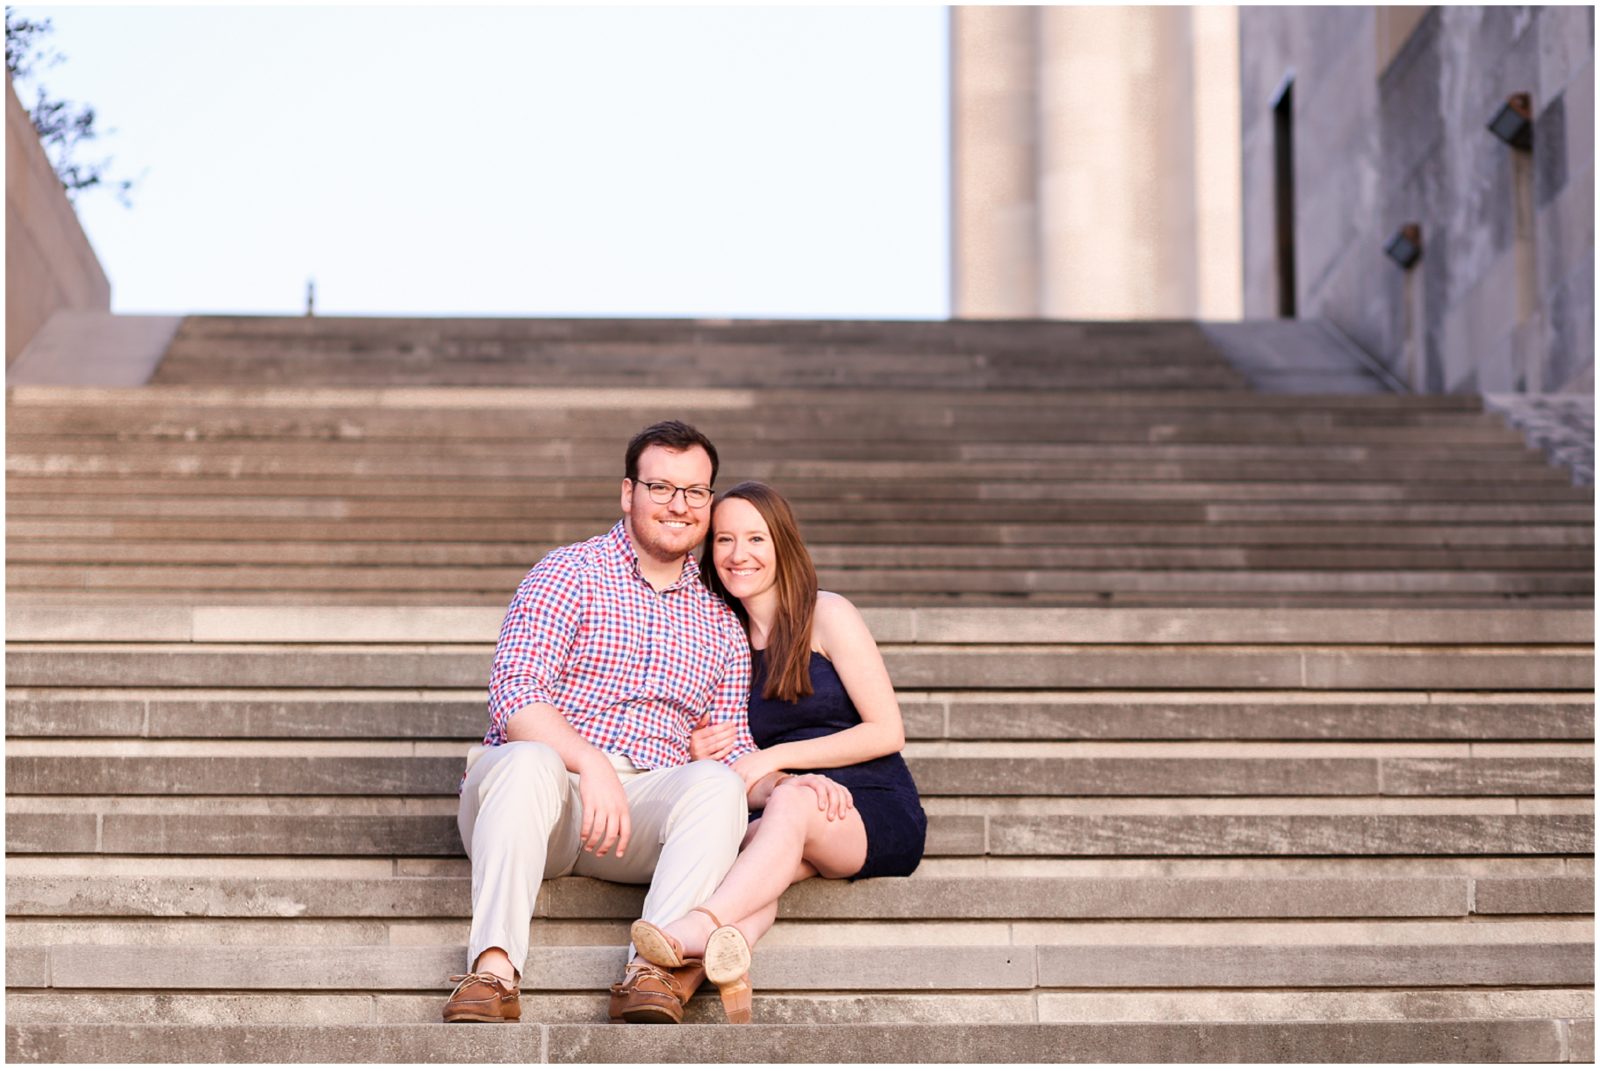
[699,481,818,702]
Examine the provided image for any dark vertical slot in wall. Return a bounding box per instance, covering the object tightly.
[1272,83,1297,318]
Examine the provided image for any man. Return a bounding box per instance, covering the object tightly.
[445,420,758,1025]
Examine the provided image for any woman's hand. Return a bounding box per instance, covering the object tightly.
[731,749,779,788]
[788,773,854,822]
[688,713,737,762]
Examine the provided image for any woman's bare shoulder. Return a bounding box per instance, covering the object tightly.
[814,589,858,621]
[812,590,868,647]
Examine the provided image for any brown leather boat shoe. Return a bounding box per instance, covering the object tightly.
[442,971,522,1023]
[607,959,706,1024]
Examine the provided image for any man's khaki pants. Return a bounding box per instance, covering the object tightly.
[457,741,750,977]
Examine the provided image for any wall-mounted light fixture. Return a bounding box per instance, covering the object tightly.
[1487,93,1534,150]
[1384,224,1422,269]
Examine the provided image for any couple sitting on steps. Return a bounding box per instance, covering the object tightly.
[445,420,928,1025]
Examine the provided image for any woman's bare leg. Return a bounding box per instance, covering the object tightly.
[724,859,812,946]
[654,782,866,956]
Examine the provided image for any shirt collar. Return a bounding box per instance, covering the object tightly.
[606,519,700,593]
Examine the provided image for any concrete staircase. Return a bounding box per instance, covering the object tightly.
[6,319,1593,608]
[6,316,1594,1062]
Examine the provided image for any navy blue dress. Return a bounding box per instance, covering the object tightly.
[746,648,927,879]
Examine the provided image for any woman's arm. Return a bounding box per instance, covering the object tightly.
[731,592,906,784]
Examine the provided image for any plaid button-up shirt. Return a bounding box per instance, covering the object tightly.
[483,520,756,770]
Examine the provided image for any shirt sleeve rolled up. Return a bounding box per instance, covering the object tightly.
[487,553,585,741]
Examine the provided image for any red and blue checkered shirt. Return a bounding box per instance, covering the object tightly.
[483,520,756,770]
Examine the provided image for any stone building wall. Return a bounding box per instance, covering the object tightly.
[1240,6,1594,394]
[5,73,111,366]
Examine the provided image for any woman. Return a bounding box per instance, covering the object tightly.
[629,480,927,1023]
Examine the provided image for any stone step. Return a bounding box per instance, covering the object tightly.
[8,808,1589,857]
[8,566,1594,599]
[7,750,1591,798]
[9,690,1589,741]
[3,457,1574,489]
[9,591,1596,609]
[9,435,1545,466]
[122,346,1135,374]
[164,367,1251,390]
[6,435,1542,470]
[8,941,1592,992]
[7,422,1534,452]
[10,873,1591,920]
[6,413,1523,450]
[9,644,1591,690]
[8,854,1586,879]
[144,359,1234,382]
[10,493,1588,524]
[2,379,1489,408]
[13,472,1589,504]
[17,591,1595,609]
[6,428,1561,467]
[9,567,1594,599]
[5,987,1594,1031]
[11,518,1588,548]
[157,337,1241,363]
[5,407,1534,447]
[7,605,1596,645]
[155,343,1242,368]
[11,540,1593,571]
[8,917,1592,954]
[5,388,1499,417]
[9,1018,1589,1063]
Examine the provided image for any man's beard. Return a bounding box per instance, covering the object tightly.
[627,512,702,564]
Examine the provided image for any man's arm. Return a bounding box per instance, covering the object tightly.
[505,701,632,859]
[707,636,758,767]
[489,557,631,858]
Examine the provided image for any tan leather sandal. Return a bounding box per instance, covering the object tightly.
[698,908,753,1025]
[630,907,700,969]
[631,906,752,1023]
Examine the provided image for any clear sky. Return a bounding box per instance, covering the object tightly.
[13,5,950,319]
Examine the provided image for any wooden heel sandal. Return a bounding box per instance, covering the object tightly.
[695,907,753,1025]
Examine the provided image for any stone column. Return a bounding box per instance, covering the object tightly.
[1192,5,1243,320]
[1036,5,1197,318]
[950,6,1042,318]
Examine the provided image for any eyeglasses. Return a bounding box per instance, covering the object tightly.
[634,480,713,508]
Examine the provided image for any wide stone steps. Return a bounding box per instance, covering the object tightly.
[9,383,1589,607]
[10,569,1590,605]
[10,1018,1592,1062]
[13,873,1592,920]
[12,518,1588,547]
[148,317,1254,390]
[9,645,1591,691]
[10,805,1591,860]
[8,609,1592,1060]
[9,542,1590,570]
[8,609,1590,862]
[11,475,1589,503]
[9,690,1590,740]
[7,316,1594,1060]
[9,450,1578,482]
[11,937,1594,990]
[8,751,1593,799]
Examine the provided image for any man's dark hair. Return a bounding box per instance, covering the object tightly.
[624,420,720,485]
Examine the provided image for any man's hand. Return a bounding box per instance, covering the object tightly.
[688,712,737,762]
[789,774,854,822]
[731,749,779,788]
[575,751,632,858]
